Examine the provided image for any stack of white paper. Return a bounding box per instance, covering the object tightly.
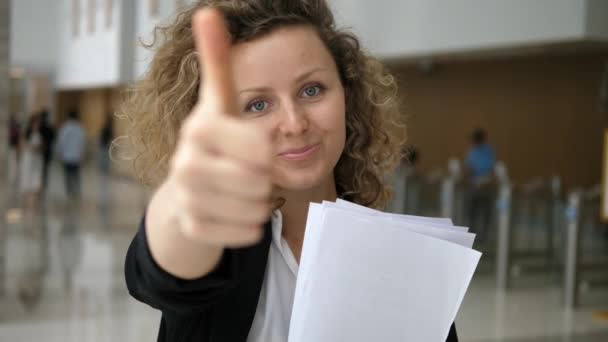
[287,199,482,342]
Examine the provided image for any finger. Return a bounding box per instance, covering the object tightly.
[185,193,271,225]
[192,8,237,114]
[182,116,273,169]
[206,223,265,248]
[180,215,264,248]
[197,157,272,199]
[172,132,272,188]
[209,121,273,169]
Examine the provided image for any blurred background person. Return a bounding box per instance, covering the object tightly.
[55,109,86,199]
[98,113,113,175]
[20,113,44,208]
[403,146,423,215]
[465,128,497,242]
[7,112,22,189]
[403,146,420,178]
[389,145,422,214]
[38,108,56,194]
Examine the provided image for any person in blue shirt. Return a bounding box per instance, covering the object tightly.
[465,128,496,242]
[55,110,86,198]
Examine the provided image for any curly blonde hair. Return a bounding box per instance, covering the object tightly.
[118,0,406,209]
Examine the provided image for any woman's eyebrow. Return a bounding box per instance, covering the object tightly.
[239,86,272,95]
[238,67,328,95]
[293,67,327,84]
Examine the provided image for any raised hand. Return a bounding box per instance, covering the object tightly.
[168,9,274,248]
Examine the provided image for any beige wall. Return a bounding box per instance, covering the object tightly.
[27,75,53,114]
[56,88,115,138]
[389,52,607,190]
[55,90,80,126]
[56,86,136,176]
[79,88,110,138]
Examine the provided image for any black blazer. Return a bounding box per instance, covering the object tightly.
[125,216,459,342]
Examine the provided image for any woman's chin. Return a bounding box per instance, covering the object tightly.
[277,179,321,192]
[274,171,330,193]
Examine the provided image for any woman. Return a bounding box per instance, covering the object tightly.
[123,1,458,341]
[98,114,113,174]
[20,113,44,207]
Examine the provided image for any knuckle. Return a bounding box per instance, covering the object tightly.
[196,119,215,138]
[182,197,201,216]
[249,176,272,199]
[232,165,251,181]
[259,178,273,197]
[251,201,270,222]
[183,160,203,180]
[172,187,190,207]
[174,160,197,183]
[172,143,196,169]
[173,152,209,183]
[169,145,186,170]
[180,115,199,138]
[180,215,203,240]
[183,115,212,140]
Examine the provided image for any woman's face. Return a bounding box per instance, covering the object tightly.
[231,25,346,192]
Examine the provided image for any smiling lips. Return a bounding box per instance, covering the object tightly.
[278,144,320,161]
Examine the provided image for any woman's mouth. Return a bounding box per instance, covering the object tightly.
[278,144,320,161]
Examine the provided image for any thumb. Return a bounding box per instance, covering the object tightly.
[192,8,238,115]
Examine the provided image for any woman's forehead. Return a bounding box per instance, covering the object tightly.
[230,25,337,83]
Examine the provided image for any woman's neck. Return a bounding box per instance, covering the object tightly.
[278,177,338,260]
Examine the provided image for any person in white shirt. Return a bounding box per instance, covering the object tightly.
[55,110,86,198]
[20,113,44,207]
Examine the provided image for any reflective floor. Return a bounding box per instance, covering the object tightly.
[1,162,608,341]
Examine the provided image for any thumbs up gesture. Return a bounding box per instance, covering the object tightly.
[168,9,273,247]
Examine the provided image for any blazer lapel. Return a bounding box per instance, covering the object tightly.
[208,222,272,342]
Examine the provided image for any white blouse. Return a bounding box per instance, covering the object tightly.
[246,210,299,342]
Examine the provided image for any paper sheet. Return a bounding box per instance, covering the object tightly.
[288,200,481,342]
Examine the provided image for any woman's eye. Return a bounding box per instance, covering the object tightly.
[246,100,270,112]
[302,85,323,98]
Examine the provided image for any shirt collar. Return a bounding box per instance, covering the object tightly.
[270,209,299,275]
[270,209,284,248]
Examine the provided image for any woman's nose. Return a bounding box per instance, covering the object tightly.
[277,103,309,136]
